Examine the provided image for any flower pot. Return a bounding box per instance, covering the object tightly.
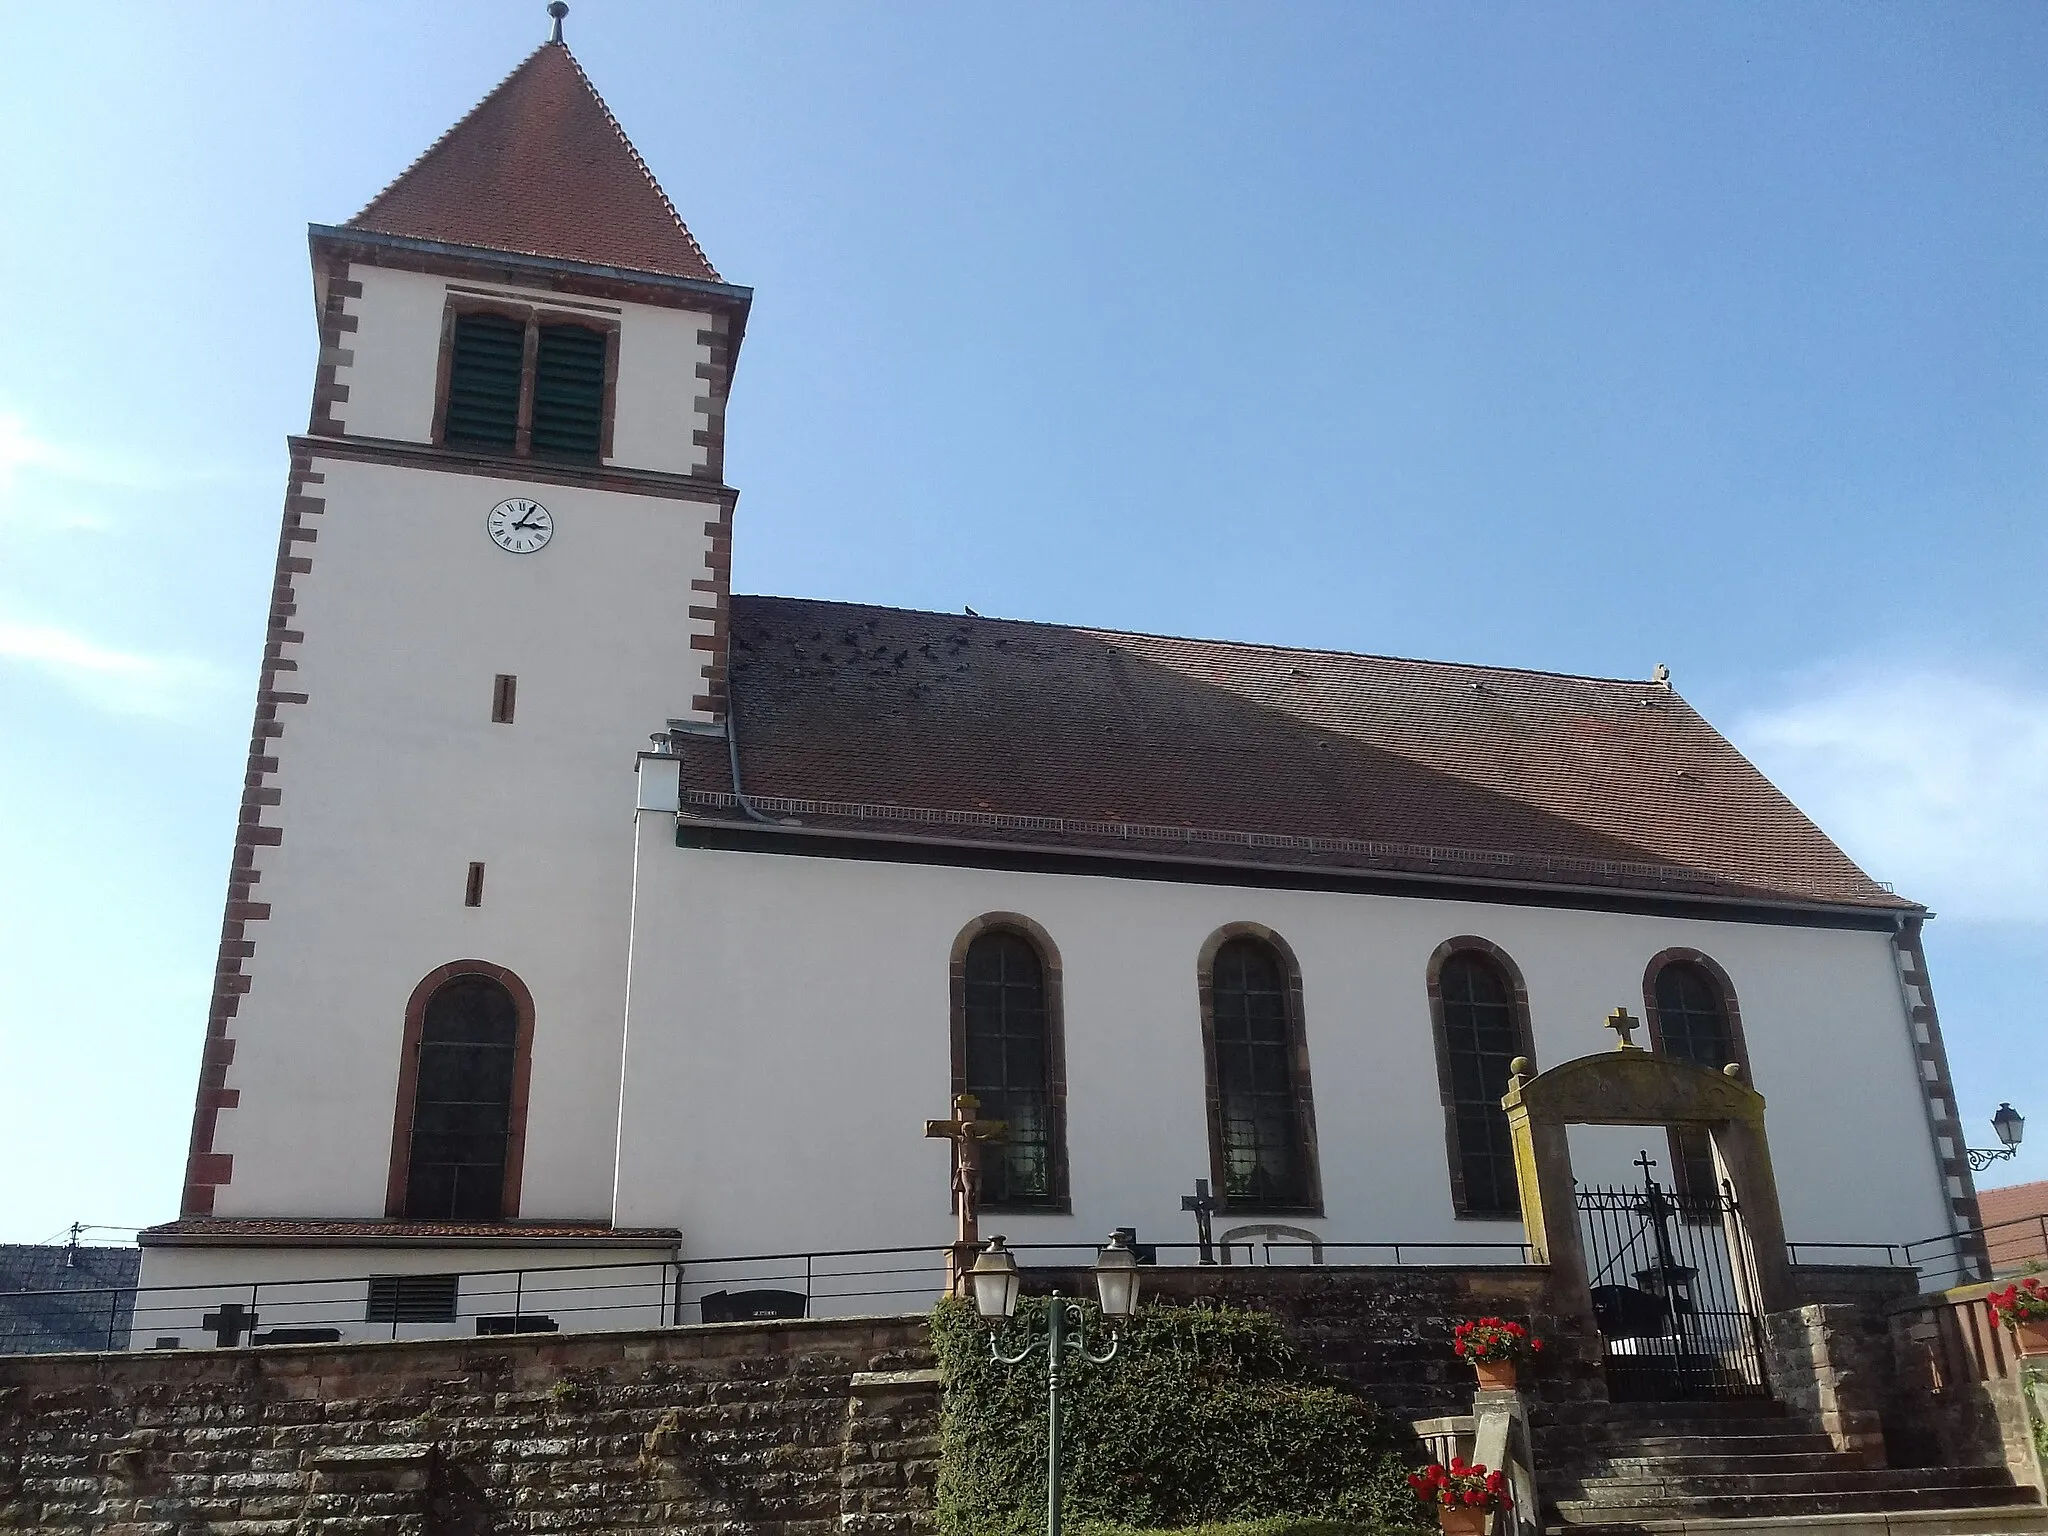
[2012,1320,2048,1358]
[1472,1356,1518,1391]
[1439,1504,1491,1536]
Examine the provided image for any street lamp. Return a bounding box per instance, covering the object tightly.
[970,1232,1143,1536]
[1967,1103,2025,1171]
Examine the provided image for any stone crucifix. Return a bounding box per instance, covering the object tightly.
[1606,1006,1644,1050]
[924,1092,1006,1296]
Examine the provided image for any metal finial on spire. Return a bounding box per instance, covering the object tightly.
[547,2,568,44]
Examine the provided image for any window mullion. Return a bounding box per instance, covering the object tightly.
[515,316,539,456]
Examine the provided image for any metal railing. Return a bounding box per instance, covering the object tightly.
[0,1236,1536,1355]
[1787,1211,2048,1290]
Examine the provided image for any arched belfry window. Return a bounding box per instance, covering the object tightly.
[1644,951,1748,1198]
[386,962,535,1222]
[1427,939,1537,1219]
[952,918,1067,1210]
[1199,929,1319,1213]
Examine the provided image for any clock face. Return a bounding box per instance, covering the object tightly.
[487,498,553,554]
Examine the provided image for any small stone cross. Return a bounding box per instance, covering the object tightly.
[1182,1178,1221,1265]
[1606,1006,1643,1050]
[201,1302,258,1348]
[924,1093,1005,1294]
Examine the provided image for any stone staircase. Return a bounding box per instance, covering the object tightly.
[1537,1398,2047,1534]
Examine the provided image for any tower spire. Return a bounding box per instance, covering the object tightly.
[547,2,568,45]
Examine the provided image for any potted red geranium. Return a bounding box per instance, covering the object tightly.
[1453,1316,1544,1391]
[1409,1457,1510,1536]
[1987,1277,2048,1357]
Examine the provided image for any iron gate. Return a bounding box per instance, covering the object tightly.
[1577,1155,1769,1401]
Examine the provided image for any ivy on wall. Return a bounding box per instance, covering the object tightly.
[932,1297,1426,1536]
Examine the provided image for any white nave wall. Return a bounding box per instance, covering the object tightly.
[613,825,1949,1260]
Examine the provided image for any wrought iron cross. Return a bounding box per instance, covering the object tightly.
[1632,1148,1660,1184]
[1181,1178,1220,1265]
[1606,1006,1643,1049]
[925,1092,1005,1294]
[201,1302,258,1348]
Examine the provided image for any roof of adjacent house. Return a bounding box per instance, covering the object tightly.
[347,41,719,282]
[673,596,1911,915]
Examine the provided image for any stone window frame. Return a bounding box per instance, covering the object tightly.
[384,959,537,1221]
[429,294,623,462]
[949,912,1070,1213]
[1195,922,1324,1217]
[1425,936,1539,1221]
[1641,947,1751,1201]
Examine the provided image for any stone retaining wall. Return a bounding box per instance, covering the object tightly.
[0,1313,937,1535]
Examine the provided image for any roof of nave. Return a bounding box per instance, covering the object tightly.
[138,1219,682,1248]
[346,40,719,283]
[674,595,1912,915]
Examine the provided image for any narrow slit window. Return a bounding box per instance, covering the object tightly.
[491,674,517,724]
[442,312,525,452]
[529,324,608,461]
[464,862,485,908]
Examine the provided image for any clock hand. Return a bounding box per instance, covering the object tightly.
[512,516,544,529]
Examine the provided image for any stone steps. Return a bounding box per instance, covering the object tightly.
[1553,1484,2041,1526]
[1572,1468,2017,1501]
[1554,1511,2048,1536]
[1537,1397,2038,1532]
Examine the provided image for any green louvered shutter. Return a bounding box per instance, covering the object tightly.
[530,324,608,461]
[443,313,525,451]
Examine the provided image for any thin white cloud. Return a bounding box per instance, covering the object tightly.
[0,618,228,720]
[1734,668,2048,924]
[0,412,256,532]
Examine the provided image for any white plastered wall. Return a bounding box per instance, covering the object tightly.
[615,834,1949,1264]
[331,262,718,475]
[207,456,722,1220]
[130,1244,678,1349]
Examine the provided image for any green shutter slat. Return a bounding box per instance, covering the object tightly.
[530,324,608,461]
[444,313,524,451]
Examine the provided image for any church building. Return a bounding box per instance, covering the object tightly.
[136,19,1985,1343]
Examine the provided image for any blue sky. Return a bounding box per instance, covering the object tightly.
[2,2,2044,1244]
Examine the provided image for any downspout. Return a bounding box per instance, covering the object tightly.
[722,673,788,827]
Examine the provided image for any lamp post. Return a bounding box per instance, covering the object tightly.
[1967,1103,2026,1171]
[969,1232,1143,1536]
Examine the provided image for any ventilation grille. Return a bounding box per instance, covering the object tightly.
[531,324,607,461]
[444,313,524,450]
[365,1273,459,1324]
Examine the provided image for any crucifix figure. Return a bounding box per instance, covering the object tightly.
[1606,1006,1643,1050]
[201,1302,258,1348]
[925,1092,1006,1295]
[1181,1178,1220,1265]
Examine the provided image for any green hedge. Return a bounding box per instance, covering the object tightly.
[932,1296,1425,1536]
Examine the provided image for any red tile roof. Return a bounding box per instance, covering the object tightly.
[139,1219,680,1248]
[348,42,719,282]
[1976,1181,2048,1270]
[680,597,1912,913]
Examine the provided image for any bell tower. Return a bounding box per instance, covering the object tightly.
[172,13,750,1243]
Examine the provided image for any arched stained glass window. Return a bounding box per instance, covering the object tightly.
[962,930,1058,1208]
[403,975,520,1221]
[1438,951,1524,1217]
[1206,936,1315,1210]
[1651,958,1738,1198]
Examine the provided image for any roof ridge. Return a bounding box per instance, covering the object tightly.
[730,592,1670,693]
[554,45,719,283]
[349,42,549,227]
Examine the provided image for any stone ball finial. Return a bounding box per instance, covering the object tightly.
[1509,1056,1532,1078]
